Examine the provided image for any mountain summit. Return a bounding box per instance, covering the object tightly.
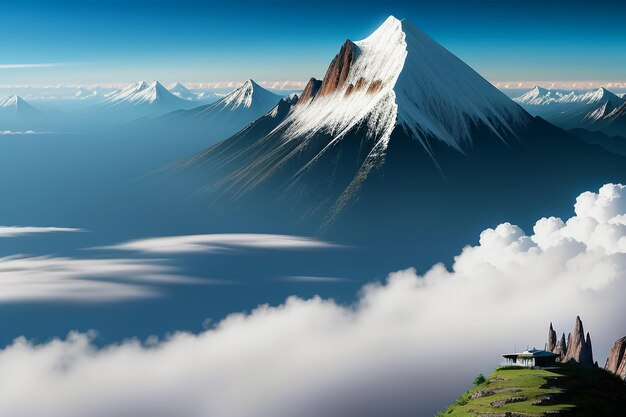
[0,95,44,129]
[168,82,198,101]
[104,81,185,106]
[98,81,195,120]
[157,79,282,144]
[0,95,37,112]
[287,16,528,155]
[182,16,626,243]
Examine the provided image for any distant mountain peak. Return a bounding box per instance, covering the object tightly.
[221,79,280,110]
[168,82,197,101]
[0,95,37,112]
[97,80,195,119]
[103,80,189,107]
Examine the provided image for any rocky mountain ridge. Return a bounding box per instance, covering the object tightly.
[605,336,626,380]
[547,317,594,367]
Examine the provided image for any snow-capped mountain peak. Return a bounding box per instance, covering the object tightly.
[282,16,528,154]
[514,85,626,131]
[168,82,197,101]
[0,95,38,113]
[102,80,191,107]
[515,86,624,106]
[157,79,282,142]
[514,86,563,105]
[97,80,196,120]
[219,79,279,110]
[574,87,622,105]
[1,95,26,108]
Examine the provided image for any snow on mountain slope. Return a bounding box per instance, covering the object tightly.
[282,16,528,157]
[216,80,281,112]
[0,95,38,112]
[514,86,626,133]
[182,16,626,239]
[168,82,197,101]
[99,80,195,115]
[514,86,563,105]
[0,95,45,129]
[165,80,281,126]
[515,86,624,107]
[104,81,185,106]
[152,80,282,145]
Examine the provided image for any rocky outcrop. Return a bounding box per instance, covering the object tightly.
[548,323,557,352]
[298,78,322,103]
[547,317,594,367]
[562,317,594,367]
[317,40,357,97]
[553,333,567,361]
[284,94,299,106]
[605,336,626,380]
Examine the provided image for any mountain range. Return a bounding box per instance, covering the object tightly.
[96,80,198,120]
[515,86,626,136]
[155,79,283,144]
[178,16,626,247]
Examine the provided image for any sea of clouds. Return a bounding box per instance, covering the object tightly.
[1,184,625,417]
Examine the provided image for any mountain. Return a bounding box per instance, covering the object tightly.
[438,364,626,416]
[514,85,568,105]
[440,318,626,416]
[605,336,626,380]
[514,86,626,135]
[0,95,45,130]
[97,81,196,120]
[547,317,594,368]
[0,95,38,113]
[168,82,197,101]
[156,79,282,144]
[178,16,626,245]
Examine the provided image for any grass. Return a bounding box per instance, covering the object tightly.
[436,364,626,416]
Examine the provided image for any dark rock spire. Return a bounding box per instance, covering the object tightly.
[548,322,557,352]
[562,316,594,367]
[605,336,626,380]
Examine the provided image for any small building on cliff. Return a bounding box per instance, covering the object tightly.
[502,348,558,368]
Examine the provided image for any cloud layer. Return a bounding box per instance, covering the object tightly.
[0,255,195,302]
[0,232,336,302]
[0,63,60,69]
[0,226,82,238]
[1,184,626,417]
[103,233,337,254]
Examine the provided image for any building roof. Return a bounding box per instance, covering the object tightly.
[502,348,558,359]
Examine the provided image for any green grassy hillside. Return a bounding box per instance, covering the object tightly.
[437,364,626,416]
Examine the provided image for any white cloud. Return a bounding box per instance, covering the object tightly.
[0,131,51,135]
[0,255,203,302]
[0,63,60,69]
[2,184,626,417]
[102,233,337,254]
[0,226,82,237]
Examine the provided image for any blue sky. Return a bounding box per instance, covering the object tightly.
[1,0,626,86]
